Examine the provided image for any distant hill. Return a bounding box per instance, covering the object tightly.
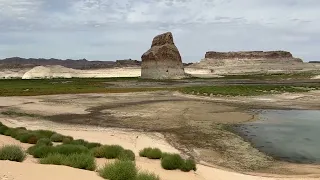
[0,57,141,69]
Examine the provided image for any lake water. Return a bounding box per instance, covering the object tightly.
[234,110,320,163]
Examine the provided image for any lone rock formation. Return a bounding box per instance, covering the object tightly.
[141,32,185,79]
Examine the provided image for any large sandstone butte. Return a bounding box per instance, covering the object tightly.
[188,50,310,75]
[141,32,185,79]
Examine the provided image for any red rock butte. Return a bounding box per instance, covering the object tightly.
[141,32,185,79]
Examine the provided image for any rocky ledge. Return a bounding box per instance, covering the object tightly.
[205,51,296,60]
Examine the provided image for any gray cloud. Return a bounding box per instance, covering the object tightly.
[0,0,319,62]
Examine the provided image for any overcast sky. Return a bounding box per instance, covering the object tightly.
[0,0,319,62]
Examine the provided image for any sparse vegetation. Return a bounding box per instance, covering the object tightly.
[118,149,135,161]
[160,153,184,170]
[181,85,320,96]
[40,153,96,171]
[0,145,26,162]
[36,138,53,146]
[180,158,197,172]
[136,171,160,180]
[139,148,162,159]
[50,133,64,142]
[99,160,137,180]
[92,145,124,159]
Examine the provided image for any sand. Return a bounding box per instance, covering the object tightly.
[1,117,319,180]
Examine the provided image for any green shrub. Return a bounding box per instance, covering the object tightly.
[3,128,16,136]
[62,136,73,144]
[0,145,26,162]
[104,145,124,159]
[65,139,88,146]
[139,147,152,157]
[161,154,184,170]
[180,158,197,172]
[33,130,55,139]
[54,144,89,155]
[86,142,102,149]
[64,153,96,170]
[139,148,162,159]
[40,153,96,171]
[91,145,124,159]
[50,133,64,142]
[32,145,54,158]
[147,148,162,159]
[0,126,9,135]
[10,128,28,139]
[99,160,137,180]
[118,149,135,161]
[18,132,38,144]
[37,138,53,146]
[136,171,160,180]
[39,153,64,165]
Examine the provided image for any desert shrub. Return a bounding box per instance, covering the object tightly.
[161,153,184,170]
[36,138,53,146]
[3,128,16,136]
[10,128,29,139]
[139,147,152,157]
[99,160,137,180]
[31,145,55,158]
[86,142,102,149]
[50,133,64,142]
[54,144,89,155]
[147,148,162,159]
[64,153,96,170]
[65,139,88,146]
[0,145,26,162]
[39,153,64,165]
[92,145,124,159]
[33,130,55,139]
[62,136,73,144]
[136,171,160,180]
[40,153,96,171]
[0,126,9,135]
[104,145,124,159]
[118,149,135,161]
[180,158,197,172]
[18,132,38,144]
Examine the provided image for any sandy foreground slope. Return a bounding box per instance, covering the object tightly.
[0,118,318,180]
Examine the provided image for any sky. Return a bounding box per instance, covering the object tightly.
[0,0,319,63]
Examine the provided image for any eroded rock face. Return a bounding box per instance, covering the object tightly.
[205,51,295,60]
[141,32,185,79]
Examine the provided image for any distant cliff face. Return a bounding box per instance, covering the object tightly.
[205,51,294,59]
[0,57,141,70]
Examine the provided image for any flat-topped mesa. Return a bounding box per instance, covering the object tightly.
[141,32,185,79]
[205,51,294,59]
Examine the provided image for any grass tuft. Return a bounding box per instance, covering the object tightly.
[118,149,135,161]
[92,145,124,159]
[99,160,137,180]
[139,148,162,159]
[36,138,53,146]
[180,158,197,172]
[0,145,26,162]
[136,171,160,180]
[160,153,184,170]
[50,133,64,142]
[40,153,96,171]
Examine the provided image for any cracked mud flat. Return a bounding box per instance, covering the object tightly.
[1,91,320,178]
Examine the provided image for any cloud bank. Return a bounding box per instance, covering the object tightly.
[0,0,319,62]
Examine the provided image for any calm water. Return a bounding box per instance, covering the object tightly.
[234,110,320,163]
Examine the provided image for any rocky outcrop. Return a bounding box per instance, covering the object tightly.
[188,50,309,75]
[205,51,296,60]
[141,32,185,79]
